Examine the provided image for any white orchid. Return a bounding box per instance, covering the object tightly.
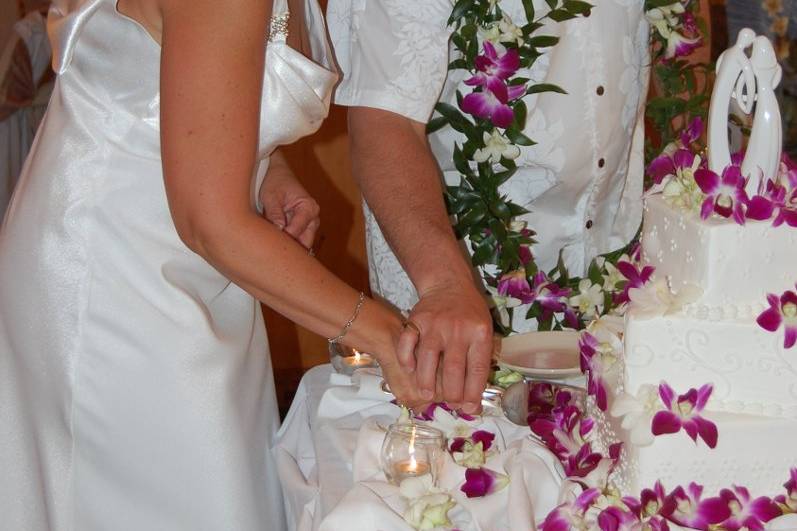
[602,261,626,293]
[474,129,521,164]
[400,475,457,530]
[486,285,523,328]
[425,404,481,439]
[645,3,685,38]
[569,279,605,319]
[498,14,524,46]
[610,384,663,447]
[451,440,491,468]
[628,278,702,320]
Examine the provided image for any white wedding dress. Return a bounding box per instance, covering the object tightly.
[0,1,336,529]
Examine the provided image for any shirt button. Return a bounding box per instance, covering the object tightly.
[596,86,605,96]
[586,219,594,229]
[598,158,605,168]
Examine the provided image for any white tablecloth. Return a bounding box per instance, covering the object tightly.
[272,364,574,531]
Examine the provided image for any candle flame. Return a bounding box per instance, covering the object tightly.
[408,426,417,471]
[353,349,361,362]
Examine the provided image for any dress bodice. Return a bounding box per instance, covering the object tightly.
[47,0,337,162]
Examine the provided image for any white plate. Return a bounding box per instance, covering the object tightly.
[498,330,582,379]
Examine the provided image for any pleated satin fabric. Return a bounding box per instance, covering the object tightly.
[0,1,337,529]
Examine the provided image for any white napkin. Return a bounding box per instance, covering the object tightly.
[327,407,566,531]
[317,368,393,420]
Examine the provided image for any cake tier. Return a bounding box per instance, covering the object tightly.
[590,397,797,498]
[641,194,797,310]
[624,311,797,413]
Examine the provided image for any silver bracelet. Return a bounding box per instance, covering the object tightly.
[328,292,366,344]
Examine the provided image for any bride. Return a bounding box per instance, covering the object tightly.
[0,0,429,529]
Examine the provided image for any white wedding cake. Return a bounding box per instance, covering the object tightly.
[587,30,797,499]
[589,195,797,497]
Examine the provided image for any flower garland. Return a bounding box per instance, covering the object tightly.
[529,314,797,530]
[433,0,712,336]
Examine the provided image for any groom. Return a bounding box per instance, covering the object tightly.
[326,0,649,413]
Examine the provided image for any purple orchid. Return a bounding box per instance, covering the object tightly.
[774,468,797,512]
[679,116,703,148]
[531,271,575,325]
[566,442,623,490]
[717,486,781,530]
[660,483,730,529]
[497,270,535,304]
[460,467,509,498]
[461,77,526,129]
[597,505,643,531]
[651,382,718,448]
[579,332,611,411]
[639,481,669,519]
[530,405,592,461]
[541,488,601,531]
[757,286,797,349]
[647,149,698,185]
[694,165,749,224]
[527,384,576,425]
[449,429,495,453]
[666,30,702,60]
[746,180,797,227]
[465,41,520,88]
[563,442,603,479]
[614,259,655,305]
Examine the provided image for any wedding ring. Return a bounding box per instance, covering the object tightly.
[308,247,315,257]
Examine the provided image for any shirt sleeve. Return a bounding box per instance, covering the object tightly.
[326,0,453,123]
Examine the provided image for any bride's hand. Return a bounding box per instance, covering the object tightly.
[260,150,320,250]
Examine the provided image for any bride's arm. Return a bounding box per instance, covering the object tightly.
[157,0,422,404]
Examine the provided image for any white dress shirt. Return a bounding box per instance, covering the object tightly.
[327,0,649,325]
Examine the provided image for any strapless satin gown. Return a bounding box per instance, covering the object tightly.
[0,1,336,529]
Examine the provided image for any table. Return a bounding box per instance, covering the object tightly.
[272,364,575,531]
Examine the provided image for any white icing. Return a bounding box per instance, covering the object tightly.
[641,195,797,309]
[590,393,797,497]
[624,311,797,408]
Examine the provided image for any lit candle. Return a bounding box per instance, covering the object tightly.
[342,349,375,368]
[392,425,430,479]
[393,458,430,478]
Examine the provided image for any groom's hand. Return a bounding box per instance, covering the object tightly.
[400,281,494,415]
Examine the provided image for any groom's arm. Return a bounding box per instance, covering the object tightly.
[348,107,493,414]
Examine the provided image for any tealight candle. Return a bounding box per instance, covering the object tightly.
[342,350,375,368]
[330,343,380,375]
[393,455,430,481]
[380,423,444,485]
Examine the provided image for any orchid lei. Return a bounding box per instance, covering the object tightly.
[644,0,711,172]
[531,379,796,530]
[436,0,715,337]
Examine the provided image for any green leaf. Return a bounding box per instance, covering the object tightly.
[448,0,476,25]
[563,0,592,15]
[513,100,528,130]
[527,83,567,95]
[547,9,576,22]
[522,0,535,24]
[472,238,496,266]
[525,35,559,48]
[545,0,558,9]
[505,127,536,147]
[426,116,448,134]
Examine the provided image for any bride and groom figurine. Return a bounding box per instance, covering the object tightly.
[708,28,784,197]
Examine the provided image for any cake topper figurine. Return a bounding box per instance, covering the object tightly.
[708,29,783,197]
[741,36,783,194]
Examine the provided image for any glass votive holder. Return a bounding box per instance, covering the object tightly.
[329,342,380,376]
[380,423,446,485]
